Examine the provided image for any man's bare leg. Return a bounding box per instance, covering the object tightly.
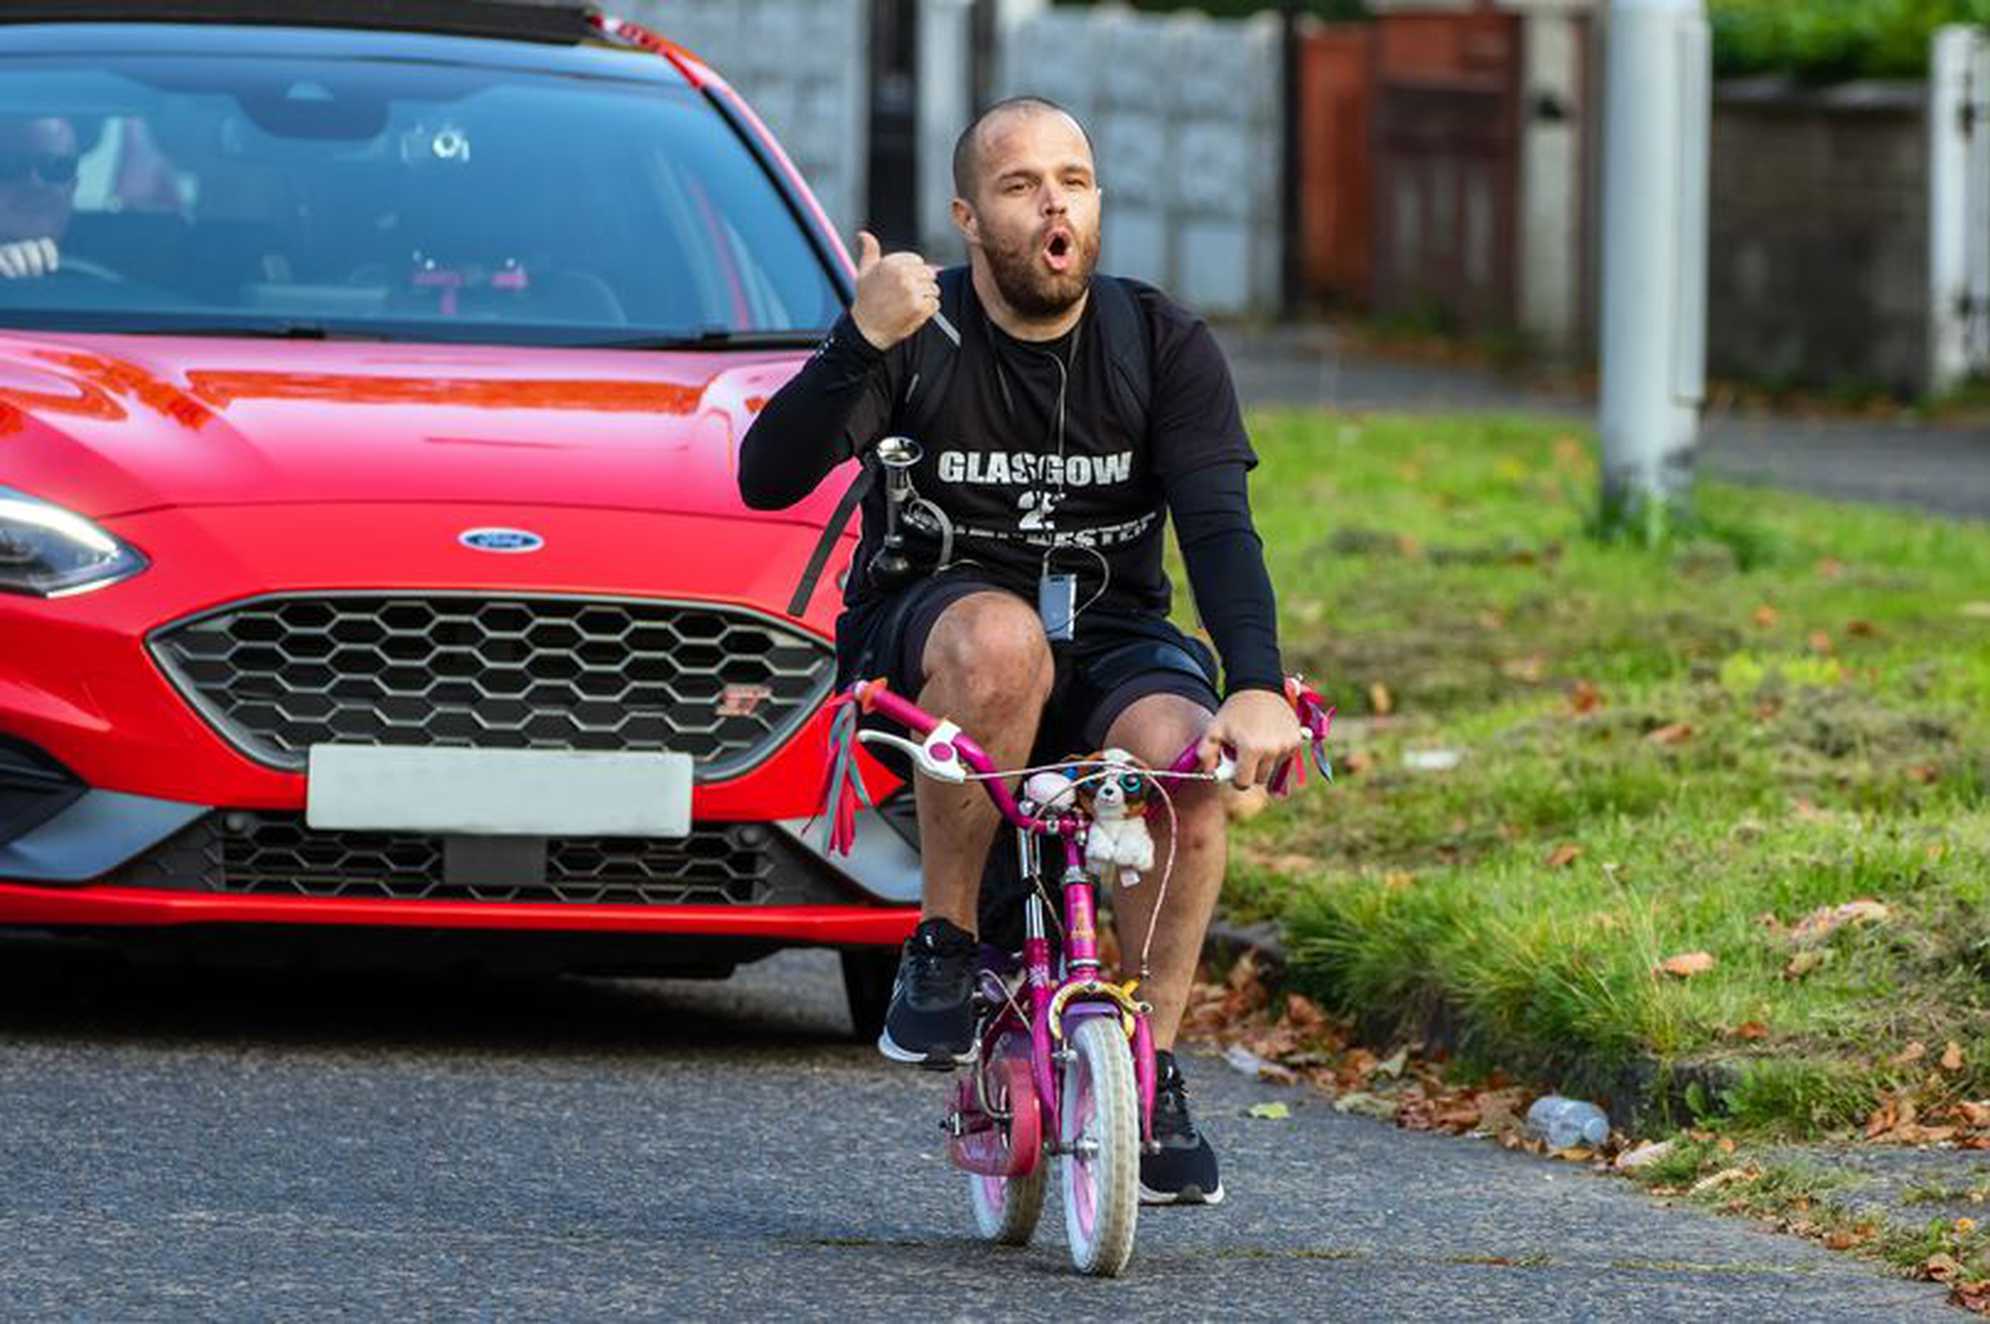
[1102,692,1226,1051]
[912,591,1055,934]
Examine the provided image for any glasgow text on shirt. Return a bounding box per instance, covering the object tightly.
[934,449,1136,488]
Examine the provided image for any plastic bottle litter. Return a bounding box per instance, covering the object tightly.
[1525,1095,1610,1150]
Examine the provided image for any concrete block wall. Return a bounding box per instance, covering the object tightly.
[992,7,1284,316]
[1707,80,1929,395]
[623,0,870,242]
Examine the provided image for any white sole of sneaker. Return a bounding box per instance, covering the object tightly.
[1139,1182,1226,1206]
[876,1028,975,1069]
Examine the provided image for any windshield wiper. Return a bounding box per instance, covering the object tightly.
[577,328,827,351]
[156,322,381,341]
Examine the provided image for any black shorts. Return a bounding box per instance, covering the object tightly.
[834,571,1222,776]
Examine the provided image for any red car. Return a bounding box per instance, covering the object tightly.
[0,1,917,1031]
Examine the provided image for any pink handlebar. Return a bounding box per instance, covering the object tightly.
[844,675,1334,837]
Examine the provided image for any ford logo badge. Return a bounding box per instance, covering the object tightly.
[459,527,544,553]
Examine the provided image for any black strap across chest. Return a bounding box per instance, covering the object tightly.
[785,270,1154,618]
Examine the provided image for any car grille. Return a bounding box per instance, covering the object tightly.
[105,812,850,907]
[148,594,834,779]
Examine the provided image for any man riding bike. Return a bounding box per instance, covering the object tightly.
[738,96,1299,1207]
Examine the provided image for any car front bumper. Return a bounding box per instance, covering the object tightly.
[0,501,916,938]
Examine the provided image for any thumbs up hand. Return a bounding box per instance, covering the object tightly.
[849,229,939,351]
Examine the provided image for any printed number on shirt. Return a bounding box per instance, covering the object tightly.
[1018,489,1064,531]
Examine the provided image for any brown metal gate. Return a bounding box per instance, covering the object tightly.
[1369,10,1521,333]
[1295,23,1376,306]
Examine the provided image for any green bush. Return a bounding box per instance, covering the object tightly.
[1711,0,1990,81]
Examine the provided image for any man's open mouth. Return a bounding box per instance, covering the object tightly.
[1044,228,1074,272]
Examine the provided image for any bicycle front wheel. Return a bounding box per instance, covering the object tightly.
[1058,1015,1139,1276]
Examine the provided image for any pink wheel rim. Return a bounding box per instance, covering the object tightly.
[1067,1045,1098,1241]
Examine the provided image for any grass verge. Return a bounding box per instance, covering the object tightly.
[1619,1139,1990,1307]
[1219,410,1990,1138]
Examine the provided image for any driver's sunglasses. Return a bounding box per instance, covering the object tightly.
[0,151,80,186]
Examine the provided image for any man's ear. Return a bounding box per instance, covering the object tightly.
[951,196,979,248]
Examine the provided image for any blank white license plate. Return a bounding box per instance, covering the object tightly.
[306,746,693,837]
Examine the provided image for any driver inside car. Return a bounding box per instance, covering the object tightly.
[0,114,78,280]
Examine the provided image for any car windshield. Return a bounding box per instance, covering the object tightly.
[0,45,841,345]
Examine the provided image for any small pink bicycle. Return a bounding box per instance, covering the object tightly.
[818,674,1334,1275]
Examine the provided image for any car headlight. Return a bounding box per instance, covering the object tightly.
[0,487,148,597]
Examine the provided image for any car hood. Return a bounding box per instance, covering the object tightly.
[0,331,849,525]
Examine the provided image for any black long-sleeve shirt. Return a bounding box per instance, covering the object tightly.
[740,274,1283,697]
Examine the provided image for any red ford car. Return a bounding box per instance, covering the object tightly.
[0,1,919,1031]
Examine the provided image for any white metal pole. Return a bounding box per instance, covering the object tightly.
[1929,27,1978,396]
[1598,0,1709,523]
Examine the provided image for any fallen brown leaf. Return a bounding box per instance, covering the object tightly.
[1733,1021,1770,1041]
[1568,680,1603,715]
[1944,1041,1966,1073]
[1808,630,1835,655]
[1656,951,1716,978]
[1823,1227,1869,1250]
[1752,604,1780,628]
[1614,1139,1676,1171]
[1891,1041,1928,1068]
[1846,619,1880,638]
[1283,993,1328,1035]
[1925,1253,1965,1283]
[1382,870,1416,891]
[1434,1103,1483,1131]
[1341,750,1374,776]
[1368,681,1394,716]
[1545,843,1583,870]
[1789,899,1891,946]
[1690,1166,1759,1194]
[1646,722,1695,746]
[1784,950,1830,979]
[1500,654,1546,683]
[1908,764,1941,785]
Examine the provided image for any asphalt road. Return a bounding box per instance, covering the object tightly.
[0,939,1951,1321]
[1218,325,1990,522]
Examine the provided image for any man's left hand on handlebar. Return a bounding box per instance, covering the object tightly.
[1194,688,1306,789]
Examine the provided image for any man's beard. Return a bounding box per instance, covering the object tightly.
[983,221,1100,319]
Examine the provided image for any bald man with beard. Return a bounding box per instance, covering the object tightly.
[741,97,1298,1207]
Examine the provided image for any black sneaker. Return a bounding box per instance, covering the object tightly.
[877,917,977,1068]
[1140,1050,1225,1205]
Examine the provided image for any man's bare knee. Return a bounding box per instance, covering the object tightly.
[1104,693,1213,781]
[922,592,1053,710]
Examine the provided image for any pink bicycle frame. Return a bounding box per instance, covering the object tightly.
[849,678,1229,1147]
